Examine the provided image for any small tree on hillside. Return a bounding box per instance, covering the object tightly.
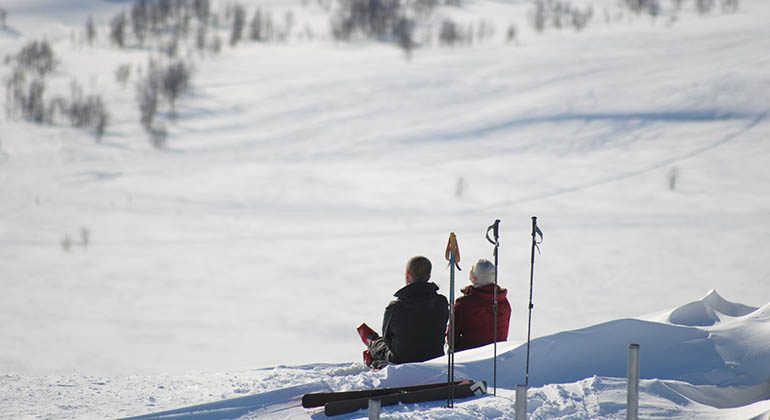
[532,1,546,32]
[439,19,462,45]
[161,60,193,116]
[721,0,739,13]
[110,12,127,47]
[230,4,246,46]
[85,16,96,45]
[115,64,131,87]
[506,24,517,42]
[696,0,715,14]
[136,62,160,132]
[394,17,415,57]
[194,0,211,22]
[250,10,263,41]
[412,0,439,18]
[131,0,149,45]
[16,40,57,76]
[24,78,46,123]
[5,69,26,118]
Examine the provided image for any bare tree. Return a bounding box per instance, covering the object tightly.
[5,69,26,118]
[24,78,46,123]
[194,0,211,22]
[439,19,462,45]
[115,64,132,87]
[230,4,246,46]
[721,0,739,13]
[394,17,415,58]
[131,0,149,45]
[532,1,546,32]
[110,12,127,47]
[85,16,96,45]
[335,0,394,39]
[135,58,193,146]
[161,60,193,116]
[696,0,715,14]
[136,61,160,132]
[16,40,57,76]
[506,24,517,43]
[196,20,208,51]
[250,10,263,41]
[65,80,110,140]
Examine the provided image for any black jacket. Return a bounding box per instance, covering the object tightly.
[381,281,449,364]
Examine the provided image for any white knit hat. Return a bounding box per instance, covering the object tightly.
[470,259,495,287]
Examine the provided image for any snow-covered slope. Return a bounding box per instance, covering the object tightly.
[2,0,770,419]
[3,291,770,419]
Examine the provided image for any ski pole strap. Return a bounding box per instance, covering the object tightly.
[485,219,500,245]
[531,218,543,255]
[444,232,461,271]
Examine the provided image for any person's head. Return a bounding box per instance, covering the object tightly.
[405,256,432,284]
[470,258,495,287]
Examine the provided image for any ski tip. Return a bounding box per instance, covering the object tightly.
[470,380,487,396]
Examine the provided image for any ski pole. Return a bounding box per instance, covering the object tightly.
[444,232,461,408]
[485,219,500,396]
[525,216,543,387]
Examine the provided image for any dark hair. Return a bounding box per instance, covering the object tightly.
[406,256,432,282]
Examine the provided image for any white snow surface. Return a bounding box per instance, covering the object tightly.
[2,0,770,419]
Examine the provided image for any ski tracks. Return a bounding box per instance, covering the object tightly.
[479,109,769,212]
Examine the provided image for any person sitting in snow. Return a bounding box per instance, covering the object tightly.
[357,256,449,369]
[452,258,511,352]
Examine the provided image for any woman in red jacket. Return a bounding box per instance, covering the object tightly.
[453,259,512,352]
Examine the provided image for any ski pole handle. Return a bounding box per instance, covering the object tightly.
[445,232,461,271]
[486,219,500,245]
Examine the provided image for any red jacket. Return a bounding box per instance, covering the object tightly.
[452,284,511,352]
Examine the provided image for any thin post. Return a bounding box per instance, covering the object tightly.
[448,251,456,407]
[368,398,381,420]
[486,219,501,396]
[515,385,527,420]
[445,233,461,408]
[525,216,542,387]
[627,344,640,420]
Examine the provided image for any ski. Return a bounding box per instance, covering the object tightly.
[322,380,487,416]
[302,380,468,408]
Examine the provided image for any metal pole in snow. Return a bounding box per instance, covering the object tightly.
[515,385,527,420]
[525,216,542,387]
[445,233,461,408]
[368,398,381,420]
[627,344,640,420]
[448,250,456,408]
[486,219,501,396]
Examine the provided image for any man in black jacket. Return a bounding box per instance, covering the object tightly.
[361,256,449,369]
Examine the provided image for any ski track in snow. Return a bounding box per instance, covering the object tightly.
[477,110,768,210]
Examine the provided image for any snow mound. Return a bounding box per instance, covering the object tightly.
[668,290,758,326]
[423,291,770,391]
[702,289,759,317]
[669,300,722,326]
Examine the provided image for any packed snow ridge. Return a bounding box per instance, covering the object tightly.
[660,289,760,327]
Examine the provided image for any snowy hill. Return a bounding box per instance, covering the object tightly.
[1,0,770,418]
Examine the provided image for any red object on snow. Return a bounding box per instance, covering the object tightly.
[362,349,373,366]
[357,323,378,346]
